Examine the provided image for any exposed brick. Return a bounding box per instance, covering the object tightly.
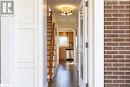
[113,80,124,83]
[113,14,124,17]
[105,10,118,13]
[125,22,130,25]
[106,43,118,46]
[113,6,125,9]
[119,26,130,29]
[104,47,112,50]
[126,72,130,75]
[106,1,118,5]
[120,84,130,87]
[113,55,124,58]
[119,1,130,4]
[125,14,130,17]
[104,14,112,17]
[113,72,125,75]
[119,76,130,79]
[104,1,130,87]
[119,10,130,13]
[107,76,118,79]
[119,18,130,22]
[105,22,112,25]
[105,84,119,87]
[105,80,112,83]
[113,47,124,50]
[113,22,124,25]
[107,18,118,21]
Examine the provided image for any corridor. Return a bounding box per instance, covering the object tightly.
[49,64,78,87]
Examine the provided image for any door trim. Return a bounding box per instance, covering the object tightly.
[88,0,104,87]
[35,0,48,87]
[78,0,87,87]
[93,0,104,86]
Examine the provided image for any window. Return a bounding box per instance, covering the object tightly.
[59,36,69,47]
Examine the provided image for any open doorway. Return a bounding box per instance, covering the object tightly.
[47,0,88,87]
[58,32,74,65]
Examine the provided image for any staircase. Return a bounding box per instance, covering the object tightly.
[47,15,56,80]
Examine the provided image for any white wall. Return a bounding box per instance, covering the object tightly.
[1,16,15,87]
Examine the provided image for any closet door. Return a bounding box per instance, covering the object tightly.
[15,0,37,87]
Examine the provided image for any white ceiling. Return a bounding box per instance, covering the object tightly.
[48,0,81,30]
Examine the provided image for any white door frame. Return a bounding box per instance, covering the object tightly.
[88,0,104,87]
[35,0,48,87]
[78,0,88,87]
[93,0,104,86]
[78,0,104,87]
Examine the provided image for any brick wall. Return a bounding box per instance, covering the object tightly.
[104,0,130,87]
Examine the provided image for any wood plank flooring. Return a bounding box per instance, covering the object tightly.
[48,64,78,87]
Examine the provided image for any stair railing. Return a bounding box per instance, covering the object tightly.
[49,22,55,80]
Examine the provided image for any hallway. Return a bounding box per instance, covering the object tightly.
[49,64,78,87]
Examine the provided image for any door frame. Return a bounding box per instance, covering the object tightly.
[88,0,104,86]
[35,0,48,87]
[93,0,104,86]
[78,0,104,87]
[36,0,104,87]
[78,0,88,87]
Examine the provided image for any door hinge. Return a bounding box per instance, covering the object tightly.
[86,1,88,7]
[86,42,88,48]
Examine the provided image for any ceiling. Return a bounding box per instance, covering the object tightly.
[48,0,81,30]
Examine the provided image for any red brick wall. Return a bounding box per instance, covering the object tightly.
[104,1,130,87]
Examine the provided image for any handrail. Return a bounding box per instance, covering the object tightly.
[49,22,55,80]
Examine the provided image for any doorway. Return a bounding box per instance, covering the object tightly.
[47,0,88,87]
[58,32,74,65]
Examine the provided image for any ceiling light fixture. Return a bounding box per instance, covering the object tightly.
[60,7,73,16]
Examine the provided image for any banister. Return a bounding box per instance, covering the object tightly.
[49,22,55,80]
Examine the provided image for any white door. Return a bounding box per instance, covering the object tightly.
[14,0,47,87]
[15,0,36,87]
[78,0,88,87]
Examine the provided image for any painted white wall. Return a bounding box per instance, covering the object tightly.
[1,16,15,87]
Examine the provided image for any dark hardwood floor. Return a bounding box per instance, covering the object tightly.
[48,64,78,87]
